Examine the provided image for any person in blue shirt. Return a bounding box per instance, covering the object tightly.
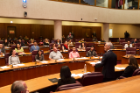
[30,41,40,52]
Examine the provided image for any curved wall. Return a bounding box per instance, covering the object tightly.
[0,0,140,24]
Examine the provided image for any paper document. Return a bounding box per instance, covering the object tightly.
[115,67,125,70]
[1,66,9,69]
[41,61,48,63]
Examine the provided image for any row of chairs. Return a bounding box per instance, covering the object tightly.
[57,72,103,91]
[57,68,140,91]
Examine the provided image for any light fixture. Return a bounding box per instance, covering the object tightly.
[10,21,13,23]
[23,0,27,8]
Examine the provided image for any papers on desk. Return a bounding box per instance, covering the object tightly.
[90,61,101,64]
[13,64,25,67]
[41,61,48,63]
[71,74,78,77]
[115,67,125,70]
[94,57,99,58]
[1,66,9,69]
[71,72,91,77]
[58,59,64,61]
[76,57,88,60]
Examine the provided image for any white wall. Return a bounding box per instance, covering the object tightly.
[0,0,140,24]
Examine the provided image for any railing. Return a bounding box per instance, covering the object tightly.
[50,0,140,10]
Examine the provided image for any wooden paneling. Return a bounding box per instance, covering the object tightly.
[0,23,101,40]
[62,26,101,40]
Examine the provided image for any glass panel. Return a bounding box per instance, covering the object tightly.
[62,0,79,3]
[124,0,138,9]
[96,0,108,8]
[81,0,95,5]
[111,0,124,9]
[109,29,113,38]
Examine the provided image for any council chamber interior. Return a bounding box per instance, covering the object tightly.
[0,0,140,93]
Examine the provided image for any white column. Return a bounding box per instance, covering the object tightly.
[54,20,62,40]
[103,23,109,42]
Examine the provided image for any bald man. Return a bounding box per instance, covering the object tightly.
[11,80,29,93]
[49,47,63,60]
[0,44,5,55]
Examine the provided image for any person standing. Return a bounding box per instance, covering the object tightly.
[92,42,117,82]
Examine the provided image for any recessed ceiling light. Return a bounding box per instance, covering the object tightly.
[10,21,13,23]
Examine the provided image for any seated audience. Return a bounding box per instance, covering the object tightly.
[17,39,25,46]
[132,38,138,44]
[86,46,97,57]
[57,66,76,87]
[44,38,49,46]
[35,50,44,61]
[67,32,73,40]
[3,39,9,46]
[50,43,57,49]
[0,44,5,55]
[63,41,69,50]
[49,47,63,60]
[62,35,65,42]
[9,49,20,65]
[124,41,133,49]
[101,39,106,42]
[39,39,43,45]
[24,36,29,41]
[69,47,80,58]
[80,43,86,50]
[15,44,24,54]
[120,56,139,78]
[92,37,98,42]
[68,39,73,46]
[30,41,40,52]
[56,39,61,47]
[11,80,29,93]
[29,39,34,45]
[79,38,84,43]
[9,39,15,45]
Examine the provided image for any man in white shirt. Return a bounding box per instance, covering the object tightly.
[124,41,133,49]
[49,47,63,60]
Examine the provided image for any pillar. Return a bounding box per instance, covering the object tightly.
[54,20,62,40]
[103,23,109,42]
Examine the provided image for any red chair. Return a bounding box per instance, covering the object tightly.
[132,68,140,76]
[75,43,81,48]
[87,43,94,47]
[56,82,82,91]
[11,45,17,49]
[81,72,103,86]
[126,47,136,55]
[134,43,140,49]
[31,51,38,62]
[5,53,10,65]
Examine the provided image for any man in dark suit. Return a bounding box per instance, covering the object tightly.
[92,42,117,82]
[132,38,138,44]
[0,44,6,55]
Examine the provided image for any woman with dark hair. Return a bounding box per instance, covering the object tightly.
[15,44,24,53]
[3,39,9,46]
[9,49,20,65]
[57,66,76,87]
[121,56,139,77]
[35,50,44,61]
[80,43,86,50]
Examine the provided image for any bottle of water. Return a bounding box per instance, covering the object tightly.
[84,64,87,73]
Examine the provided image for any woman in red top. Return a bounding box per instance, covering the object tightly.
[63,41,69,50]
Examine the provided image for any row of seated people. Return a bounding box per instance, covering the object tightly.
[8,46,97,65]
[124,40,140,49]
[10,55,139,93]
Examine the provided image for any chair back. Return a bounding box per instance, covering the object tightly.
[134,43,140,49]
[56,82,82,91]
[126,47,136,55]
[49,43,58,50]
[86,47,91,52]
[81,72,103,86]
[75,43,81,48]
[5,53,10,65]
[132,68,140,76]
[11,45,17,49]
[32,51,38,62]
